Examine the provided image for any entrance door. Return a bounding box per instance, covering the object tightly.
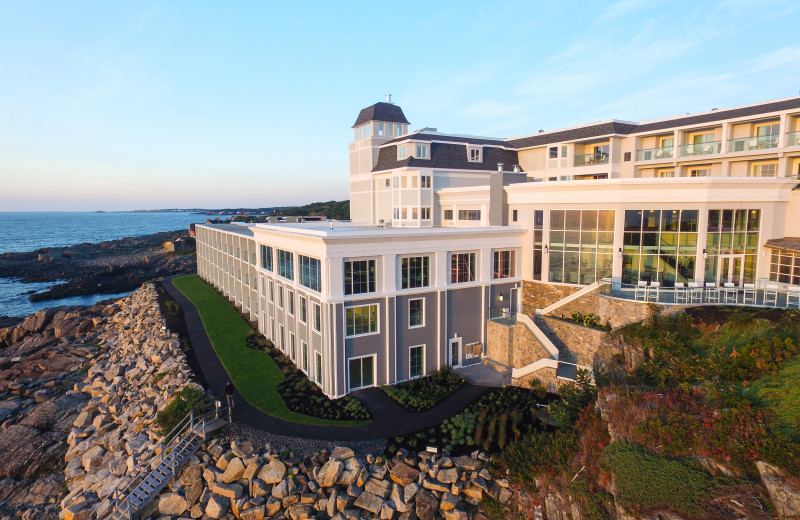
[449,338,462,367]
[718,254,744,285]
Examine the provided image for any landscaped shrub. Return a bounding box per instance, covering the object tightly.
[156,386,208,437]
[381,366,464,411]
[549,369,597,429]
[600,442,713,516]
[497,427,578,481]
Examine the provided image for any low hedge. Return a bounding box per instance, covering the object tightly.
[381,366,464,411]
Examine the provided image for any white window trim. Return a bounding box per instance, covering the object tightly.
[344,303,380,338]
[313,302,322,334]
[409,344,425,379]
[287,289,294,316]
[408,297,425,329]
[301,341,309,374]
[299,296,307,324]
[467,146,482,162]
[269,279,274,302]
[277,284,283,309]
[348,354,377,391]
[315,351,323,386]
[289,332,296,360]
[279,324,285,351]
[400,255,431,290]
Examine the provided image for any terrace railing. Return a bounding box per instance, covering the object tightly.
[729,134,779,152]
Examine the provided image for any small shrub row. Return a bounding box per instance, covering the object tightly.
[245,331,370,421]
[381,366,464,411]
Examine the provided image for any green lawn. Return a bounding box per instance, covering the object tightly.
[746,355,800,440]
[171,274,370,427]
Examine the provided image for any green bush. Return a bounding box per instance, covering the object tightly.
[600,442,712,516]
[156,387,208,437]
[498,428,578,481]
[549,369,597,429]
[381,366,464,411]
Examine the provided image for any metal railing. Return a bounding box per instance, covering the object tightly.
[679,141,721,157]
[573,152,609,166]
[728,134,779,152]
[636,146,673,161]
[598,278,800,309]
[488,306,515,325]
[92,402,231,520]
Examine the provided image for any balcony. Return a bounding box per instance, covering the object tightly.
[636,146,674,162]
[788,131,800,147]
[728,134,779,153]
[573,152,609,167]
[679,141,721,157]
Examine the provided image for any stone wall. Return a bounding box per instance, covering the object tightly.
[486,320,551,370]
[521,281,582,311]
[539,316,607,367]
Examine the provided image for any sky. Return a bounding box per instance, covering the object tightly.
[2,0,800,211]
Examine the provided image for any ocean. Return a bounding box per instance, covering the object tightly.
[0,211,219,318]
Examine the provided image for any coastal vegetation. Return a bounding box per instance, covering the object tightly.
[230,200,350,222]
[171,274,370,426]
[380,366,464,411]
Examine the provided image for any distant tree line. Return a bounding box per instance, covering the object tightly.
[230,200,350,223]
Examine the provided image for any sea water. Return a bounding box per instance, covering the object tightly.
[0,211,218,317]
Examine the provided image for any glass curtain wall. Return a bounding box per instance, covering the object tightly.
[548,210,614,284]
[705,209,759,284]
[622,210,698,286]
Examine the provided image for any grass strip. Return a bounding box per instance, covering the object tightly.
[172,274,370,427]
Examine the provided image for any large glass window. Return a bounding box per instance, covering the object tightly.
[705,209,760,284]
[349,356,375,390]
[493,250,517,279]
[622,209,698,286]
[346,304,378,336]
[451,252,476,283]
[409,298,424,328]
[344,260,376,295]
[549,210,614,284]
[458,210,481,221]
[277,249,294,280]
[533,210,544,281]
[410,345,424,378]
[260,245,273,271]
[299,255,321,292]
[402,256,430,289]
[770,250,800,285]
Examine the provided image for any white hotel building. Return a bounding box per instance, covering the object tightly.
[197,95,800,397]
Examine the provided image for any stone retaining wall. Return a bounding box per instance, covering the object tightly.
[538,317,607,367]
[486,320,550,369]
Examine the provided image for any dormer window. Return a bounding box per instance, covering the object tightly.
[415,144,429,159]
[467,146,482,162]
[398,146,407,160]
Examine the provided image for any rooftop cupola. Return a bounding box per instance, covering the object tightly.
[352,96,410,140]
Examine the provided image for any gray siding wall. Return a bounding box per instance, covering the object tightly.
[446,287,483,362]
[342,297,388,390]
[394,292,439,381]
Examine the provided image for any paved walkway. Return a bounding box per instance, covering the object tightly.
[162,276,490,441]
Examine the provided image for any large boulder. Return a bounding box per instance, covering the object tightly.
[158,493,188,516]
[258,459,287,484]
[389,462,420,487]
[317,460,344,488]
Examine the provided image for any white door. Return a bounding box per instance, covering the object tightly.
[449,338,462,367]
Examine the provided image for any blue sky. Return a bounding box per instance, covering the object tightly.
[2,0,800,211]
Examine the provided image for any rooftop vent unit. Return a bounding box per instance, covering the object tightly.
[497,162,504,173]
[513,164,521,173]
[386,93,392,104]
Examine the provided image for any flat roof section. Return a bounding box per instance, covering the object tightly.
[252,221,525,240]
[197,223,255,237]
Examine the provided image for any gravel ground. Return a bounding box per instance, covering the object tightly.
[227,422,388,458]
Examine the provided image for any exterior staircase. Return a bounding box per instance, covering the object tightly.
[94,407,229,520]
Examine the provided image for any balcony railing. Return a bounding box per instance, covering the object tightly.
[573,152,609,167]
[679,141,721,157]
[788,131,800,147]
[636,146,674,161]
[728,134,779,152]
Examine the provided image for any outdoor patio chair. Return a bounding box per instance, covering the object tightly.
[688,281,703,303]
[722,282,738,304]
[647,281,660,302]
[635,281,648,300]
[764,284,779,307]
[704,282,719,303]
[743,283,756,305]
[675,282,688,303]
[787,286,800,308]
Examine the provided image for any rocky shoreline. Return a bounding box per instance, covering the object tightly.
[0,229,195,308]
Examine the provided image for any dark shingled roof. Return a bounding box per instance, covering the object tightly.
[384,132,509,147]
[505,122,638,149]
[372,142,522,173]
[352,102,410,128]
[765,237,800,254]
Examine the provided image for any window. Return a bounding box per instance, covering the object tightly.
[385,179,391,188]
[344,259,376,295]
[290,332,296,360]
[704,209,760,285]
[416,144,428,158]
[287,289,294,315]
[444,210,453,221]
[458,210,481,221]
[411,176,418,188]
[277,286,283,308]
[345,304,378,336]
[378,122,384,136]
[260,245,273,271]
[551,210,615,285]
[315,352,322,384]
[421,175,431,188]
[410,345,424,378]
[277,249,294,280]
[752,162,777,177]
[451,252,476,283]
[300,297,307,323]
[398,146,407,160]
[279,324,285,351]
[302,342,308,373]
[493,250,516,279]
[299,255,321,292]
[624,152,632,161]
[770,250,800,285]
[313,303,321,333]
[269,280,274,302]
[401,256,430,289]
[409,298,424,328]
[658,169,675,178]
[348,355,375,390]
[421,207,431,220]
[468,147,482,162]
[689,168,710,177]
[549,147,558,159]
[396,125,403,136]
[561,145,568,157]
